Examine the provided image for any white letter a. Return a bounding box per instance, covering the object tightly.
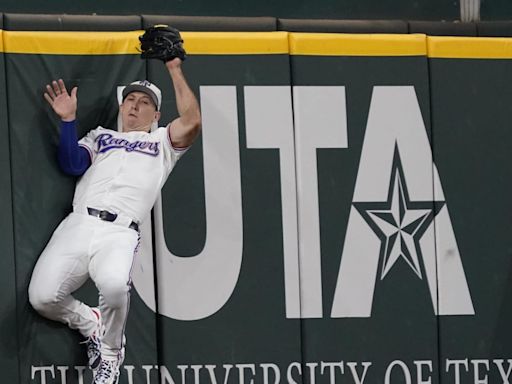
[331,86,474,317]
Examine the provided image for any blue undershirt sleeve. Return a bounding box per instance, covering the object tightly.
[58,120,91,176]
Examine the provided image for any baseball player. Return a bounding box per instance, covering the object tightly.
[27,48,201,384]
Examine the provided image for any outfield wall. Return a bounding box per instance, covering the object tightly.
[1,21,512,384]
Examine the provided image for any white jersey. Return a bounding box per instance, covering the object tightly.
[74,126,186,223]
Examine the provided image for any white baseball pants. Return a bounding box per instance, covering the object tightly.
[28,211,139,360]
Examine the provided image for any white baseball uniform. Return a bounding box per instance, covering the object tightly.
[28,125,186,359]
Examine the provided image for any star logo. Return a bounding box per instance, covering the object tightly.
[353,144,445,280]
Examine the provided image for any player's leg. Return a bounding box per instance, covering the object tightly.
[28,212,99,337]
[89,225,139,360]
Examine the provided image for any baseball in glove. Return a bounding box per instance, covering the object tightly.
[139,25,187,62]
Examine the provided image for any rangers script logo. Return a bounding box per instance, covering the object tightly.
[95,133,160,156]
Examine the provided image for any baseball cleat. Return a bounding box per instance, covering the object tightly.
[85,308,103,371]
[93,358,121,384]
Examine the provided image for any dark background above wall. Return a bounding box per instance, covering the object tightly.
[1,0,461,21]
[4,13,512,37]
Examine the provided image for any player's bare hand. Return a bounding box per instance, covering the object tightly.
[44,79,78,122]
[165,57,182,71]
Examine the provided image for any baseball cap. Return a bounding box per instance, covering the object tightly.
[122,80,162,110]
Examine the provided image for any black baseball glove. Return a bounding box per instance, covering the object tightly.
[139,25,186,62]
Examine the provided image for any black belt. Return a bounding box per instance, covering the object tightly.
[87,207,139,232]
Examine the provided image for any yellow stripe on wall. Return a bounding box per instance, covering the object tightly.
[4,30,512,59]
[184,32,289,54]
[4,31,142,55]
[428,36,512,59]
[289,33,427,56]
[2,31,289,55]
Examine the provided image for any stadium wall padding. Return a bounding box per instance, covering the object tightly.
[1,19,512,384]
[0,16,21,384]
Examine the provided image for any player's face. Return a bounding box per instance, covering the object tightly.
[120,91,160,132]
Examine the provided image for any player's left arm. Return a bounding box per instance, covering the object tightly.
[166,58,201,149]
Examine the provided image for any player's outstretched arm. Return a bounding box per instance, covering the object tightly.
[166,58,202,148]
[44,78,90,176]
[44,79,77,122]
